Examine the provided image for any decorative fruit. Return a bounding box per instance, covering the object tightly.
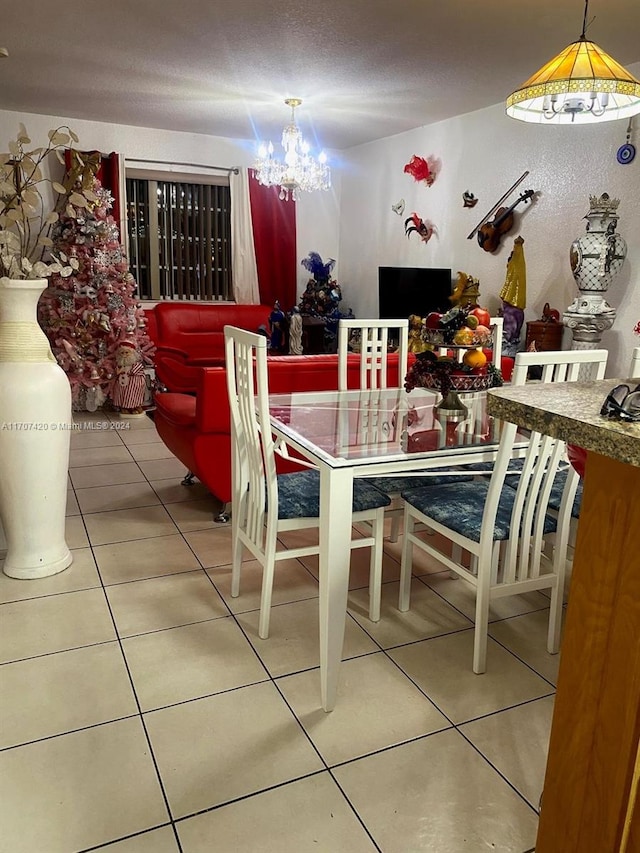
[453,328,474,345]
[474,325,491,343]
[463,349,487,370]
[464,315,479,330]
[470,306,491,328]
[425,312,442,329]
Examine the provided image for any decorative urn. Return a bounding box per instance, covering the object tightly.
[568,192,627,316]
[564,193,627,348]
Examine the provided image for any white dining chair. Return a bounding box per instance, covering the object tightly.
[400,418,570,673]
[337,317,474,558]
[398,347,609,673]
[338,318,409,390]
[224,325,391,636]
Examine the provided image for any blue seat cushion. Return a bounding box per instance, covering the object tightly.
[400,481,557,543]
[365,470,473,495]
[276,470,391,520]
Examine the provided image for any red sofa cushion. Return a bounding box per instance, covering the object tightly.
[154,302,272,363]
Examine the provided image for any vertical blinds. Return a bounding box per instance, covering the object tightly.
[126,178,232,301]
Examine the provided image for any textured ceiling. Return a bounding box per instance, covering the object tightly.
[1,0,639,150]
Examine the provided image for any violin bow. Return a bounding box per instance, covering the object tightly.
[466,170,530,240]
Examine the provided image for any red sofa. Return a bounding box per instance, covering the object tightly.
[154,352,411,519]
[149,302,273,392]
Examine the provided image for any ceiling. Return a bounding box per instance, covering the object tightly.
[2,0,640,151]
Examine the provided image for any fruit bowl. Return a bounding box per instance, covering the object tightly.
[422,327,493,348]
[418,370,494,392]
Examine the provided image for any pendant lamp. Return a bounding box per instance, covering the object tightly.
[506,0,640,124]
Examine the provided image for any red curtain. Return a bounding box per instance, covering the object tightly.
[64,150,121,226]
[248,173,296,310]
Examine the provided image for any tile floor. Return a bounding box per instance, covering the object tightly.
[0,411,561,852]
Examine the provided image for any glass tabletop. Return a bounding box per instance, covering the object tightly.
[268,387,508,468]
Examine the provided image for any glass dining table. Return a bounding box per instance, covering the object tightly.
[267,385,521,711]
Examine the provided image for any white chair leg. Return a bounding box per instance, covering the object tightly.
[450,543,462,578]
[547,578,563,654]
[399,507,414,612]
[472,542,497,674]
[231,513,242,598]
[389,512,401,544]
[258,545,277,640]
[368,508,385,622]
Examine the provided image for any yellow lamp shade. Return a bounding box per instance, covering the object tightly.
[506,38,640,124]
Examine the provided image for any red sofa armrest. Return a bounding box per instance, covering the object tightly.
[156,344,190,361]
[195,367,231,434]
[155,350,203,394]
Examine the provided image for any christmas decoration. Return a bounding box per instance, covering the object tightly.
[298,251,354,352]
[39,162,154,411]
[110,341,146,415]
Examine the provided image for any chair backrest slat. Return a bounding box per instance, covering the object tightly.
[630,346,640,378]
[488,348,608,585]
[338,318,409,390]
[511,348,608,386]
[225,325,279,557]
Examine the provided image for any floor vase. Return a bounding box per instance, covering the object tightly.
[0,278,73,578]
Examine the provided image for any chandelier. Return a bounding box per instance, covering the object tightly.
[253,99,331,201]
[506,0,640,124]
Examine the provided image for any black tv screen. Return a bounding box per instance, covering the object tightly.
[378,267,452,319]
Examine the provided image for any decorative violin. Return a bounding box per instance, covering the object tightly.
[476,190,534,253]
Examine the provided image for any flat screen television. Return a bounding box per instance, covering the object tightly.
[378,267,452,319]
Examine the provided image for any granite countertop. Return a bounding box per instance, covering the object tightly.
[487,379,640,468]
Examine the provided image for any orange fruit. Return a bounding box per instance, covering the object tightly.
[463,348,487,369]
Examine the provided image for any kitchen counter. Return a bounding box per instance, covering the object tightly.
[487,378,640,853]
[487,378,640,466]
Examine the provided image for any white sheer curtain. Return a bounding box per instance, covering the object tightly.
[116,152,129,261]
[230,168,260,304]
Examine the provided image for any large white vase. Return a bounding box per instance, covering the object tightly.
[0,278,73,578]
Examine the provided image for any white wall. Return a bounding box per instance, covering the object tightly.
[337,66,640,378]
[2,97,638,375]
[0,108,340,306]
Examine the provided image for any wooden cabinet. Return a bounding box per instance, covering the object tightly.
[535,451,640,852]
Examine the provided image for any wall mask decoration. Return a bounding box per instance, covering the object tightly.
[392,199,405,216]
[403,155,439,187]
[462,191,478,208]
[404,212,437,244]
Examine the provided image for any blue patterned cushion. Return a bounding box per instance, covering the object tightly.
[276,470,391,520]
[365,470,473,495]
[400,481,557,543]
[504,469,582,519]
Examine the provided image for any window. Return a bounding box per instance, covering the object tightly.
[126,175,232,301]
